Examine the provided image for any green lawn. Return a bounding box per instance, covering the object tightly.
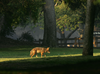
[0,47,100,59]
[0,47,100,74]
[0,47,100,62]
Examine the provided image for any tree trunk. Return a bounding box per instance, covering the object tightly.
[82,0,95,56]
[57,26,65,39]
[0,15,4,33]
[59,26,66,46]
[42,0,57,47]
[0,14,4,39]
[57,27,79,39]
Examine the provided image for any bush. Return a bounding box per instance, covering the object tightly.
[17,31,34,42]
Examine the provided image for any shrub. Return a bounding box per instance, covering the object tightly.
[17,31,34,42]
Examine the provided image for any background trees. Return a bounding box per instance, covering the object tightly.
[38,1,86,39]
[63,0,100,56]
[0,0,44,37]
[1,0,100,50]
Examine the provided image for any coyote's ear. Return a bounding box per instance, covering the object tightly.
[47,47,50,50]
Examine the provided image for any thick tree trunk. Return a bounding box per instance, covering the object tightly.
[82,0,95,56]
[42,0,57,47]
[0,15,4,33]
[0,14,4,39]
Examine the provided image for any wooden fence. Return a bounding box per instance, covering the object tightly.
[57,37,100,48]
[33,37,100,48]
[33,39,43,46]
[57,37,82,47]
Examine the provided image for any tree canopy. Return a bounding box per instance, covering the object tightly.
[0,0,45,36]
[0,0,44,27]
[37,1,86,31]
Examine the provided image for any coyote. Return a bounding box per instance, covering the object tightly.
[30,47,50,58]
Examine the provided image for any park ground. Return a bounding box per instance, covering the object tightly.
[0,47,100,74]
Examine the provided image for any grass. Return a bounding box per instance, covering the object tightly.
[0,47,100,63]
[1,47,100,74]
[0,47,100,59]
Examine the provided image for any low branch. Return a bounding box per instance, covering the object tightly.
[66,27,79,39]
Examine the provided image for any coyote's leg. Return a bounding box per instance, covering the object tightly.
[41,53,43,57]
[41,53,46,57]
[36,55,38,57]
[44,54,46,57]
[31,53,35,58]
[35,50,38,57]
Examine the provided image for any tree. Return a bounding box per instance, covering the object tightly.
[0,12,15,37]
[63,0,100,55]
[0,0,44,37]
[42,0,57,47]
[38,1,82,39]
[82,0,95,56]
[0,14,4,35]
[55,1,80,39]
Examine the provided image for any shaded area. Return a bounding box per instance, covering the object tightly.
[0,36,34,48]
[0,56,100,74]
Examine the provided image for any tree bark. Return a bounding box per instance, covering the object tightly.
[82,0,95,56]
[42,0,57,47]
[0,14,4,39]
[0,14,4,33]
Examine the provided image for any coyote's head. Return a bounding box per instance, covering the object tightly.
[46,47,50,53]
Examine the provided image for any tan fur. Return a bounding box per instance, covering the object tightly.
[30,47,50,58]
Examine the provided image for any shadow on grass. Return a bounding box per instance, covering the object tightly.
[0,56,100,74]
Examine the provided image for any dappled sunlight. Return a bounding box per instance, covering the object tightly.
[47,54,82,58]
[0,57,53,62]
[0,57,31,62]
[93,53,100,56]
[47,53,100,57]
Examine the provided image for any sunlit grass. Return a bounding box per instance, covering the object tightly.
[0,47,100,63]
[1,47,100,74]
[0,58,30,62]
[0,52,100,62]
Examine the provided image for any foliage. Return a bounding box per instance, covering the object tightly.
[37,1,86,31]
[0,25,14,37]
[37,7,44,30]
[0,0,45,37]
[17,31,34,42]
[63,0,87,10]
[63,0,100,29]
[55,1,82,31]
[1,0,100,37]
[0,0,45,28]
[93,0,100,5]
